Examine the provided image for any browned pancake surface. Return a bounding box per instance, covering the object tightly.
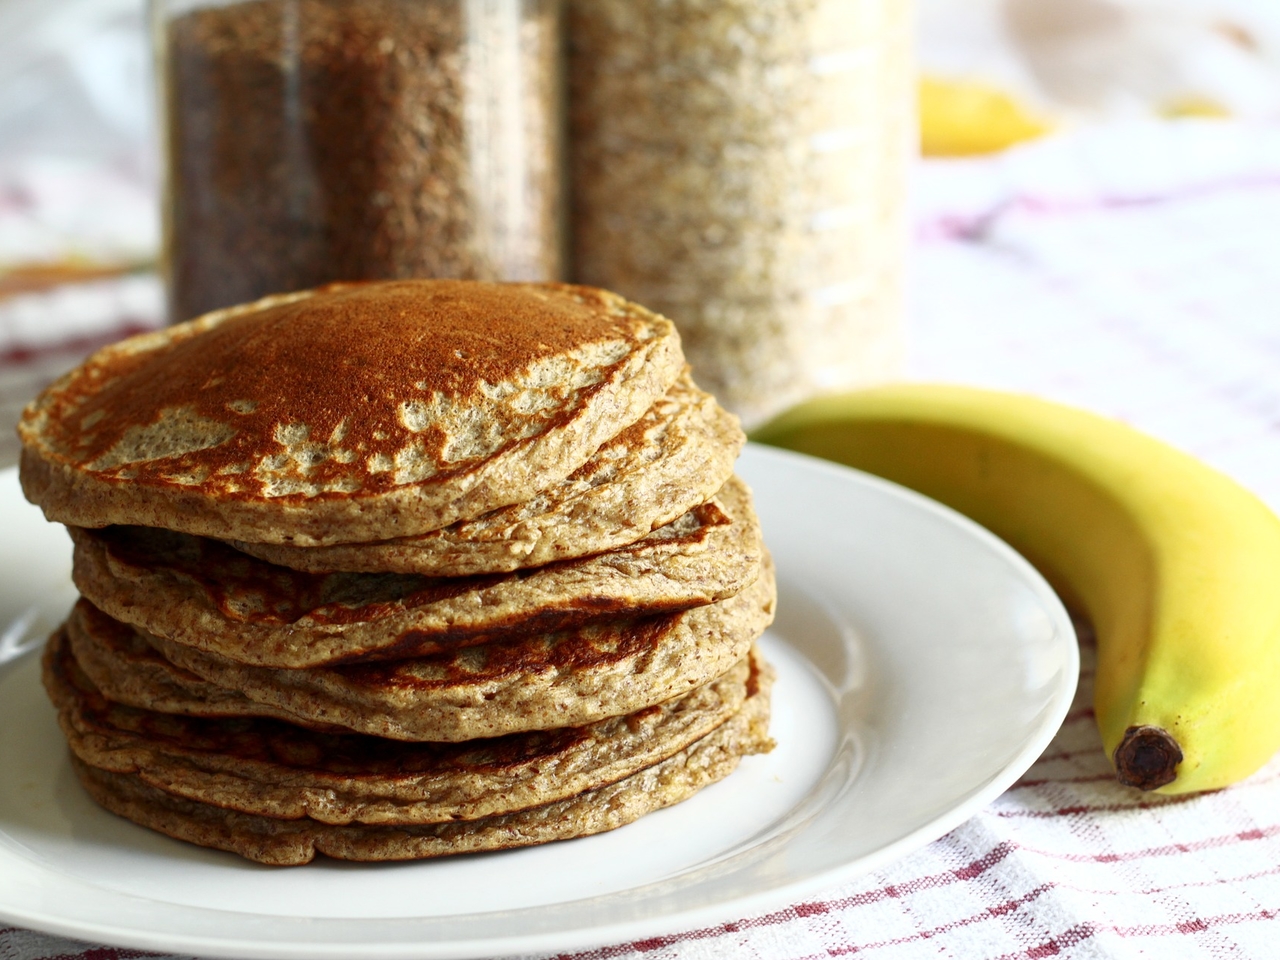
[234,372,745,576]
[20,280,682,544]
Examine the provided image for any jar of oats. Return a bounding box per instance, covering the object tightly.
[156,0,563,322]
[567,0,912,426]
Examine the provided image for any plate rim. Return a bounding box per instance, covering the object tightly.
[0,445,1079,959]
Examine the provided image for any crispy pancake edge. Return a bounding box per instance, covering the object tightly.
[70,477,762,668]
[47,626,761,825]
[69,656,775,865]
[144,554,776,741]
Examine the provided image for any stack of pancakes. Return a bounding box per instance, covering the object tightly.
[19,280,777,866]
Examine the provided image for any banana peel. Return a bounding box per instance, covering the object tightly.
[753,384,1280,794]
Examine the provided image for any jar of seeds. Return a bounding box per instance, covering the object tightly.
[567,0,912,427]
[156,0,563,322]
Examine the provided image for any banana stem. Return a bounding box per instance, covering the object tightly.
[1111,726,1184,790]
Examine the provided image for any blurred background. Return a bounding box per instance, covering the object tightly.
[2,0,1279,482]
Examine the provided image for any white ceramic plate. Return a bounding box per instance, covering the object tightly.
[0,445,1077,959]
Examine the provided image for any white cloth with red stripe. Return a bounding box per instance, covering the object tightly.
[3,120,1280,959]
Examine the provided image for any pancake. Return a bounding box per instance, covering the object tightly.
[19,280,683,546]
[142,556,775,742]
[47,624,762,826]
[70,477,763,669]
[232,372,745,576]
[64,600,334,729]
[69,659,775,865]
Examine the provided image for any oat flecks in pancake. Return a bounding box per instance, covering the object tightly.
[46,625,760,826]
[19,280,683,545]
[234,372,745,576]
[143,555,776,742]
[69,477,763,668]
[69,657,775,865]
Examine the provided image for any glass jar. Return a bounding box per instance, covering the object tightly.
[566,0,912,427]
[155,0,563,322]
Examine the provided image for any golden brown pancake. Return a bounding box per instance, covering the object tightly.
[20,280,683,545]
[69,658,775,865]
[63,600,337,729]
[141,556,775,741]
[69,477,763,668]
[232,372,745,576]
[47,624,762,826]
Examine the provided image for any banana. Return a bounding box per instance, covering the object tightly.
[752,384,1280,794]
[919,75,1053,157]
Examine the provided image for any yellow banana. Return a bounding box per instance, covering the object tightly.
[919,75,1053,157]
[752,384,1280,794]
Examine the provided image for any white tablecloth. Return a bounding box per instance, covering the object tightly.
[3,120,1279,960]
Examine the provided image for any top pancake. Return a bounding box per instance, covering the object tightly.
[19,280,683,545]
[231,372,744,576]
